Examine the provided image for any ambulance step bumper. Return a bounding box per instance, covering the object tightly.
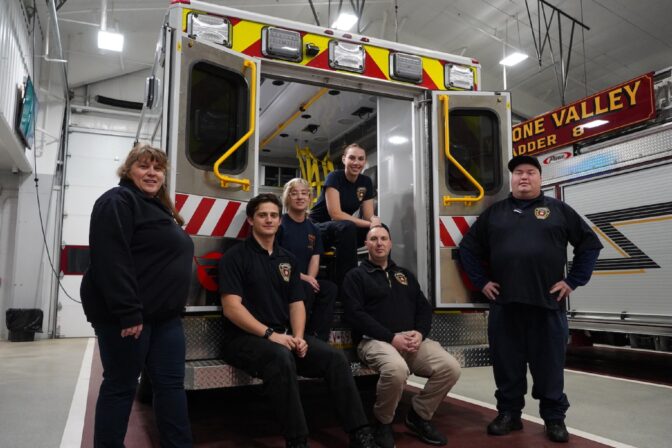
[444,344,491,368]
[184,359,377,390]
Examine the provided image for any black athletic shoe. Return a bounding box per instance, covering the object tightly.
[405,407,447,446]
[350,426,381,448]
[545,420,569,443]
[487,413,523,435]
[373,422,395,448]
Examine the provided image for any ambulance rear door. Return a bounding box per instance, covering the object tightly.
[431,91,512,308]
[168,15,261,306]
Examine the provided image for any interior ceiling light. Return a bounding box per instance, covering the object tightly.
[98,30,124,52]
[332,12,358,31]
[499,52,528,67]
[388,135,409,145]
[98,0,124,52]
[581,119,609,129]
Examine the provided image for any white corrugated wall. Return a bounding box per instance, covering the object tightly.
[0,0,38,134]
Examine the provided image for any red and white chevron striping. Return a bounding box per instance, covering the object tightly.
[439,216,477,247]
[175,193,250,238]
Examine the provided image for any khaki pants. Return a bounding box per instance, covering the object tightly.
[358,337,461,424]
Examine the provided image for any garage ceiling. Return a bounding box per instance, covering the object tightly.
[52,0,672,118]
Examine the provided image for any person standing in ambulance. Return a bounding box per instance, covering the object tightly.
[309,143,380,288]
[458,155,602,443]
[81,144,193,447]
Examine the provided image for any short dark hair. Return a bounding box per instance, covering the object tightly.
[367,222,391,239]
[246,193,282,218]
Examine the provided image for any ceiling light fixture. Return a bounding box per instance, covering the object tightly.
[388,136,409,145]
[332,13,358,31]
[97,0,124,52]
[499,52,528,67]
[98,31,124,51]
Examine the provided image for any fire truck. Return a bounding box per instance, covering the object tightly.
[125,0,512,389]
[513,68,672,351]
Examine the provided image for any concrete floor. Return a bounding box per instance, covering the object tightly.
[0,338,90,448]
[415,364,671,448]
[1,338,670,448]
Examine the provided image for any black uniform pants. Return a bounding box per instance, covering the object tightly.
[222,332,368,440]
[488,302,570,421]
[315,220,368,288]
[303,279,337,341]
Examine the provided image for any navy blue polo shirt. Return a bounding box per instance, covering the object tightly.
[459,193,603,310]
[218,236,305,332]
[309,170,376,223]
[277,214,323,274]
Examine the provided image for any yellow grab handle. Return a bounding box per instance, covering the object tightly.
[439,95,484,206]
[213,59,257,191]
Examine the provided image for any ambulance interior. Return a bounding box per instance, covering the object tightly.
[254,76,418,273]
[256,76,380,196]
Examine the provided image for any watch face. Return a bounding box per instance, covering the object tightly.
[264,327,274,338]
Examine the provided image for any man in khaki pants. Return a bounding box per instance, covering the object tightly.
[343,224,461,448]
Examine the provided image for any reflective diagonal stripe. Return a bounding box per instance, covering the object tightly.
[185,197,216,235]
[583,201,672,271]
[439,216,477,247]
[175,193,248,238]
[212,201,241,237]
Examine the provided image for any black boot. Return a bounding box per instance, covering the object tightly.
[545,420,569,443]
[405,407,447,446]
[349,426,380,448]
[487,413,523,435]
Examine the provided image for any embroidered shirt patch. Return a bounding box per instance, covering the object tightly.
[356,187,367,202]
[394,272,408,285]
[278,263,291,282]
[534,207,551,219]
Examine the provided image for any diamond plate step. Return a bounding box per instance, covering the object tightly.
[444,344,491,368]
[185,359,377,390]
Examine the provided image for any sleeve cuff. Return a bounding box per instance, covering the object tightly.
[119,312,143,329]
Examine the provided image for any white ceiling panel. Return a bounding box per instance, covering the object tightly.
[50,0,672,118]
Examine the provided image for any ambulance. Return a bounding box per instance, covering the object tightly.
[125,0,513,389]
[513,68,672,352]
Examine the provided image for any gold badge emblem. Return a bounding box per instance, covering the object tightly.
[278,263,292,282]
[534,207,551,220]
[356,187,367,202]
[394,272,408,285]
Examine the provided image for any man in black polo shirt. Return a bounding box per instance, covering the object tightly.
[218,193,379,448]
[459,155,603,443]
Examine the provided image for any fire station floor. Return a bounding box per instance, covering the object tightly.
[0,338,670,448]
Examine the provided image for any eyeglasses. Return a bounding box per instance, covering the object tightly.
[289,190,311,198]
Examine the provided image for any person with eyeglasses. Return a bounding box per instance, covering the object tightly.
[309,143,380,288]
[277,178,337,341]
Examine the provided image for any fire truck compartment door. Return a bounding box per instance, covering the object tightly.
[431,91,512,308]
[175,36,260,203]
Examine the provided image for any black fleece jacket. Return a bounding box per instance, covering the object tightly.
[343,258,432,344]
[80,179,194,328]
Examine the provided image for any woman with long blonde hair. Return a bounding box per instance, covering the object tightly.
[278,178,337,340]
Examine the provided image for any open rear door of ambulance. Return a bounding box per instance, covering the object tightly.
[431,91,512,308]
[169,22,261,306]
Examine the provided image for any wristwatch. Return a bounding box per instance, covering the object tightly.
[263,327,274,339]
